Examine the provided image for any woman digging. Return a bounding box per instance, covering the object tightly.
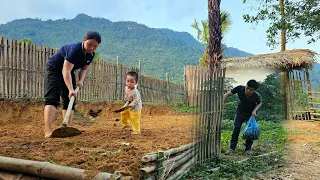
[43,31,101,138]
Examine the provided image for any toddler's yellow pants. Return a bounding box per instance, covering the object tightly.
[121,109,141,132]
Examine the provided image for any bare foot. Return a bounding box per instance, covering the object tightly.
[44,131,52,138]
[122,126,130,130]
[131,131,141,135]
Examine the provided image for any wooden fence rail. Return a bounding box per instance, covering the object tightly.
[0,36,185,104]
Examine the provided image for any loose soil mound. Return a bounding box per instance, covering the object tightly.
[0,99,192,179]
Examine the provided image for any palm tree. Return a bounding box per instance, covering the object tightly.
[207,0,223,70]
[191,10,231,66]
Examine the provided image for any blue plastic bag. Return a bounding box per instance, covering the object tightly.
[242,116,260,141]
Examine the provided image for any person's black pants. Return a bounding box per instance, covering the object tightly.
[230,111,253,151]
[44,67,76,110]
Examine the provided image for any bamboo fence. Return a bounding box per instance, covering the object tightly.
[286,69,316,120]
[0,36,185,104]
[184,65,225,163]
[140,142,197,180]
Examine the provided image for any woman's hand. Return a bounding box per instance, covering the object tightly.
[76,81,84,88]
[68,89,77,99]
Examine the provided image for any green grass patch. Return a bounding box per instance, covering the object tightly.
[169,103,199,113]
[182,119,286,179]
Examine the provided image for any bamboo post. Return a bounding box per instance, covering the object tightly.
[306,69,314,120]
[166,73,170,103]
[4,38,9,98]
[30,44,35,98]
[138,60,141,83]
[24,42,29,98]
[27,43,31,97]
[16,40,21,98]
[280,70,288,120]
[200,67,206,163]
[0,37,4,98]
[208,66,215,158]
[41,46,45,96]
[218,67,226,154]
[12,39,17,98]
[115,56,119,101]
[8,39,13,98]
[0,156,113,180]
[37,46,41,97]
[120,64,124,102]
[184,66,188,105]
[138,60,143,99]
[156,151,165,179]
[35,46,39,97]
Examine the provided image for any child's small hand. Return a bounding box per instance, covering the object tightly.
[113,106,131,113]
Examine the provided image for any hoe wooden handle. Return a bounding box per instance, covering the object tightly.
[62,87,79,126]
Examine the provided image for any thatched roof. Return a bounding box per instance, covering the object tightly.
[221,49,319,70]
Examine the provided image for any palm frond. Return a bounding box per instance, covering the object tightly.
[221,11,232,34]
[201,20,209,44]
[191,19,202,41]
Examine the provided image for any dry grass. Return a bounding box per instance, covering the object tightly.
[222,49,319,70]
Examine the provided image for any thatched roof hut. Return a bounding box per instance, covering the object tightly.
[221,49,319,70]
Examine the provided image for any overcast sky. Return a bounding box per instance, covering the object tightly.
[0,0,319,54]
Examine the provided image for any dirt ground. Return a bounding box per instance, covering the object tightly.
[257,120,320,180]
[0,99,193,179]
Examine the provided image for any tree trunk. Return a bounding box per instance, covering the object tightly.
[280,0,286,51]
[207,0,222,74]
[280,0,288,120]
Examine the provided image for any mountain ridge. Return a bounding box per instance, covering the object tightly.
[0,13,253,83]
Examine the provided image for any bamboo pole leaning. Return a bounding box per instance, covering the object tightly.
[141,142,197,163]
[166,157,196,180]
[140,141,198,179]
[0,156,119,180]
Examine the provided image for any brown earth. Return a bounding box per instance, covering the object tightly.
[257,120,320,180]
[0,99,193,180]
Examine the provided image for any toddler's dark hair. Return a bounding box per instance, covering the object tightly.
[127,71,138,82]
